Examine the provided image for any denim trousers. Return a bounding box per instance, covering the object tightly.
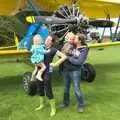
[62,68,84,107]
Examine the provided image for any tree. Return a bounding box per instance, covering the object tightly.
[0,16,27,47]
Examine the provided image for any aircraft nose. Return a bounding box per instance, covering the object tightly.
[26,16,35,23]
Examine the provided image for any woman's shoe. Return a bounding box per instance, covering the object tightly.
[49,99,56,117]
[35,96,44,111]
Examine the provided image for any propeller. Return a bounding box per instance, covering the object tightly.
[26,5,114,42]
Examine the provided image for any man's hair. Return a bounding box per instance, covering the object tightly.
[76,33,87,46]
[49,33,57,43]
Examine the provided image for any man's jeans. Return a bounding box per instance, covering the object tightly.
[62,68,84,107]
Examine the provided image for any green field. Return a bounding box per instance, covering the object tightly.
[0,46,120,120]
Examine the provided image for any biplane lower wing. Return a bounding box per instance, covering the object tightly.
[0,46,17,50]
[0,50,31,63]
[0,50,30,56]
[0,41,120,57]
[88,41,120,48]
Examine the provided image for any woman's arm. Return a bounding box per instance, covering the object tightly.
[50,51,67,67]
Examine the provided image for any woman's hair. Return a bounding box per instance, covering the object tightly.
[49,33,57,43]
[76,33,87,46]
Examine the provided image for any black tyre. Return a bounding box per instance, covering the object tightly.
[23,72,32,93]
[27,80,37,96]
[23,72,37,96]
[81,63,96,82]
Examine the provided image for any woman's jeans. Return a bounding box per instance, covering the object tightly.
[62,68,84,107]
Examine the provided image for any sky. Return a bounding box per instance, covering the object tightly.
[90,18,120,36]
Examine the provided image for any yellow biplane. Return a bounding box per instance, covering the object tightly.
[0,0,120,57]
[0,0,120,85]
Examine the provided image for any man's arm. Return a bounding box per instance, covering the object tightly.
[68,48,88,65]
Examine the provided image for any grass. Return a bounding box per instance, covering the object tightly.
[0,46,120,120]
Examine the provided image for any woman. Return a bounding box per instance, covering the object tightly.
[35,33,67,117]
[60,33,89,112]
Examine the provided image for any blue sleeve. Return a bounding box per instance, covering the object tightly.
[68,47,89,65]
[38,45,47,54]
[30,46,34,53]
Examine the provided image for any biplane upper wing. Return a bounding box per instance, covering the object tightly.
[0,0,120,18]
[79,0,120,18]
[0,0,27,15]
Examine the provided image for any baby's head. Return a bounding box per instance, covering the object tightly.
[33,34,42,45]
[65,32,75,44]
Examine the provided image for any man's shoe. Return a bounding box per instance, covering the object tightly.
[77,107,84,113]
[59,103,69,108]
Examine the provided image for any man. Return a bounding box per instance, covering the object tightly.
[60,33,89,112]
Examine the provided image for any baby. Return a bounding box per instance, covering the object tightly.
[31,34,48,81]
[61,32,76,56]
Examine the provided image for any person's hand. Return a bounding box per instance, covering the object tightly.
[50,63,56,68]
[46,49,51,53]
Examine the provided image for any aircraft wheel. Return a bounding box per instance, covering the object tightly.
[23,72,37,96]
[27,80,37,96]
[81,63,96,82]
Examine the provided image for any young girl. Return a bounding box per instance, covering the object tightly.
[31,34,48,81]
